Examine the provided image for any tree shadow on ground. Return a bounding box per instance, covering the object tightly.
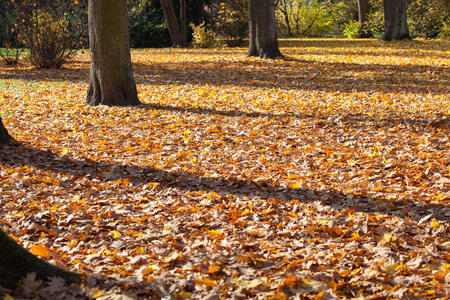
[141,103,449,130]
[1,47,448,95]
[132,58,449,95]
[277,38,450,51]
[1,142,448,222]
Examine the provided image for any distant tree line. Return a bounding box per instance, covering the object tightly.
[1,0,448,52]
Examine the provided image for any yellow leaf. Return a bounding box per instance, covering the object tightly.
[111,230,121,239]
[30,243,51,259]
[431,219,440,228]
[207,229,224,239]
[289,182,301,189]
[196,277,218,287]
[61,147,69,155]
[3,294,15,300]
[92,291,105,298]
[349,232,360,241]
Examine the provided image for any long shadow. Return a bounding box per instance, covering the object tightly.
[1,50,448,95]
[1,142,448,222]
[278,38,450,51]
[285,48,450,60]
[132,58,449,95]
[140,103,448,130]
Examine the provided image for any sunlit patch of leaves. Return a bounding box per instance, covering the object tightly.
[0,39,449,298]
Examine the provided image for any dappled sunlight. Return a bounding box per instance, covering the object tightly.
[0,39,449,298]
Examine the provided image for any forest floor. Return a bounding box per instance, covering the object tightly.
[0,38,449,299]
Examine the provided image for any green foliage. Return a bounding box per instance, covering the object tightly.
[277,0,335,37]
[407,0,449,38]
[213,0,248,45]
[128,0,171,48]
[437,19,450,39]
[322,0,358,34]
[190,22,218,48]
[295,0,334,37]
[0,46,22,65]
[343,20,360,38]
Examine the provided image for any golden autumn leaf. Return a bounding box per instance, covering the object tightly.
[111,230,121,239]
[206,265,221,274]
[30,244,51,259]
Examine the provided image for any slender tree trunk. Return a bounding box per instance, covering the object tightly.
[0,117,12,144]
[247,0,282,59]
[160,0,187,47]
[247,0,258,56]
[383,0,410,40]
[179,0,187,46]
[86,0,140,106]
[357,0,372,37]
[0,229,79,289]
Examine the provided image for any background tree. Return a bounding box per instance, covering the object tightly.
[160,0,187,47]
[383,0,409,40]
[0,117,11,144]
[247,0,282,59]
[357,0,372,37]
[86,0,140,106]
[276,0,294,36]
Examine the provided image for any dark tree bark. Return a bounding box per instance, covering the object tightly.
[247,0,282,59]
[0,117,12,144]
[247,0,258,56]
[86,0,140,106]
[0,229,79,289]
[357,0,372,37]
[383,0,410,40]
[179,0,187,47]
[160,0,187,47]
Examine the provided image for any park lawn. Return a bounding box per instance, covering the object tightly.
[0,38,449,298]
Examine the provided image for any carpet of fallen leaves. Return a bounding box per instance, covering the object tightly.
[0,38,449,299]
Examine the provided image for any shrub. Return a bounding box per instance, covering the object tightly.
[18,9,75,68]
[214,0,248,45]
[190,22,218,48]
[343,20,360,38]
[293,0,334,37]
[128,0,172,48]
[408,0,449,38]
[438,19,450,39]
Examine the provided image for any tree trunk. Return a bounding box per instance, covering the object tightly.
[179,0,187,47]
[383,0,410,40]
[247,0,282,59]
[357,0,372,37]
[86,0,140,106]
[0,117,12,144]
[247,0,258,56]
[0,229,79,289]
[160,0,187,47]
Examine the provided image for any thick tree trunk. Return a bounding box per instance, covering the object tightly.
[0,117,12,144]
[86,0,140,106]
[383,0,410,40]
[357,0,372,37]
[0,229,79,289]
[160,0,187,47]
[247,0,282,59]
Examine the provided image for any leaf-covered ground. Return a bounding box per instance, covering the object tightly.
[0,39,449,299]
